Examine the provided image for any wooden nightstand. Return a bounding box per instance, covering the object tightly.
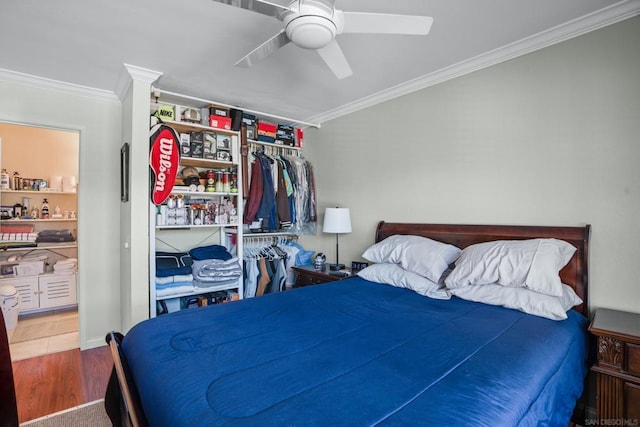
[588,308,640,422]
[291,265,354,288]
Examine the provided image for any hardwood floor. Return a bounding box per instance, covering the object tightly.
[11,345,113,423]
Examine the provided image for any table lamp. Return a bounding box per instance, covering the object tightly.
[323,207,352,270]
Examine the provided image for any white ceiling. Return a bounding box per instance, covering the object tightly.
[1,0,638,127]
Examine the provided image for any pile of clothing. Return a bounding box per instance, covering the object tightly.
[53,258,77,273]
[155,245,241,298]
[36,229,75,244]
[155,252,195,298]
[0,226,76,249]
[191,245,242,290]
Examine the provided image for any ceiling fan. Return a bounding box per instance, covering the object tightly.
[213,0,433,79]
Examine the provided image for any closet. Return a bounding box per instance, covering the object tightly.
[0,123,78,315]
[147,89,317,316]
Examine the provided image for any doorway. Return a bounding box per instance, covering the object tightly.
[0,122,79,360]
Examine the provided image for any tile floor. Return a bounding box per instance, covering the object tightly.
[8,308,79,361]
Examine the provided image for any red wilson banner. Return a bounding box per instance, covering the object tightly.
[149,123,181,205]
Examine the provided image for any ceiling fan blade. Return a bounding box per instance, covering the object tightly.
[316,39,353,79]
[235,30,291,68]
[212,0,291,19]
[339,11,433,35]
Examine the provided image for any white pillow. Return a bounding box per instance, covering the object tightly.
[362,235,461,283]
[450,283,582,320]
[357,263,451,300]
[444,238,576,297]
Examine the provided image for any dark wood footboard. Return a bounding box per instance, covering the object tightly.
[105,332,148,427]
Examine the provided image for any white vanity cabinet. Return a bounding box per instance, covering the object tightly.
[0,272,76,313]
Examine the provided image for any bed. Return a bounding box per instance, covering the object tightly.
[105,222,591,426]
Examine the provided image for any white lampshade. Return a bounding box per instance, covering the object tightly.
[323,208,352,234]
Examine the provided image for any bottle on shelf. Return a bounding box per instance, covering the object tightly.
[215,171,223,192]
[223,171,230,193]
[41,198,50,219]
[0,169,9,190]
[230,170,238,193]
[205,170,216,192]
[12,171,22,190]
[21,197,30,217]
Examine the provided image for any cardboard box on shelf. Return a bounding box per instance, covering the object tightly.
[276,124,295,146]
[242,113,256,127]
[154,104,175,121]
[189,132,204,158]
[210,115,232,130]
[209,105,229,117]
[257,120,277,143]
[203,132,217,160]
[216,133,231,150]
[216,151,231,161]
[296,128,304,148]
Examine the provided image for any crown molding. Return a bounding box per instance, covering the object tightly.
[0,63,164,103]
[306,0,640,125]
[115,64,163,101]
[0,68,119,102]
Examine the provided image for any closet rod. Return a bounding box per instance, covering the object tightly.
[150,86,321,130]
[244,233,298,240]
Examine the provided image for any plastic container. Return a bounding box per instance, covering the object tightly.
[0,285,19,334]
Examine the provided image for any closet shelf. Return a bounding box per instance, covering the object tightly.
[156,282,240,301]
[248,139,302,151]
[156,223,238,230]
[170,190,238,198]
[1,190,77,195]
[161,119,238,136]
[1,218,77,223]
[1,243,77,252]
[179,157,235,169]
[241,231,299,238]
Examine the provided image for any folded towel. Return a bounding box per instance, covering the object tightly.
[155,280,194,290]
[156,284,195,298]
[155,276,174,285]
[155,274,193,286]
[173,274,193,282]
[194,278,239,289]
[189,244,233,261]
[36,230,75,243]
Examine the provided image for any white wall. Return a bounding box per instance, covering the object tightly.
[119,77,152,332]
[302,16,640,315]
[0,80,122,348]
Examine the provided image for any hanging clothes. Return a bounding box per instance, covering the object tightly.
[243,154,263,225]
[243,146,317,234]
[276,159,292,229]
[255,153,278,231]
[242,236,303,298]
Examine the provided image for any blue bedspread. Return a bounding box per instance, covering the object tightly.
[123,277,588,426]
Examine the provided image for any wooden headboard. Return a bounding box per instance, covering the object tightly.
[375,222,591,316]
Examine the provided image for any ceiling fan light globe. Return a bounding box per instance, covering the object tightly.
[285,15,336,49]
